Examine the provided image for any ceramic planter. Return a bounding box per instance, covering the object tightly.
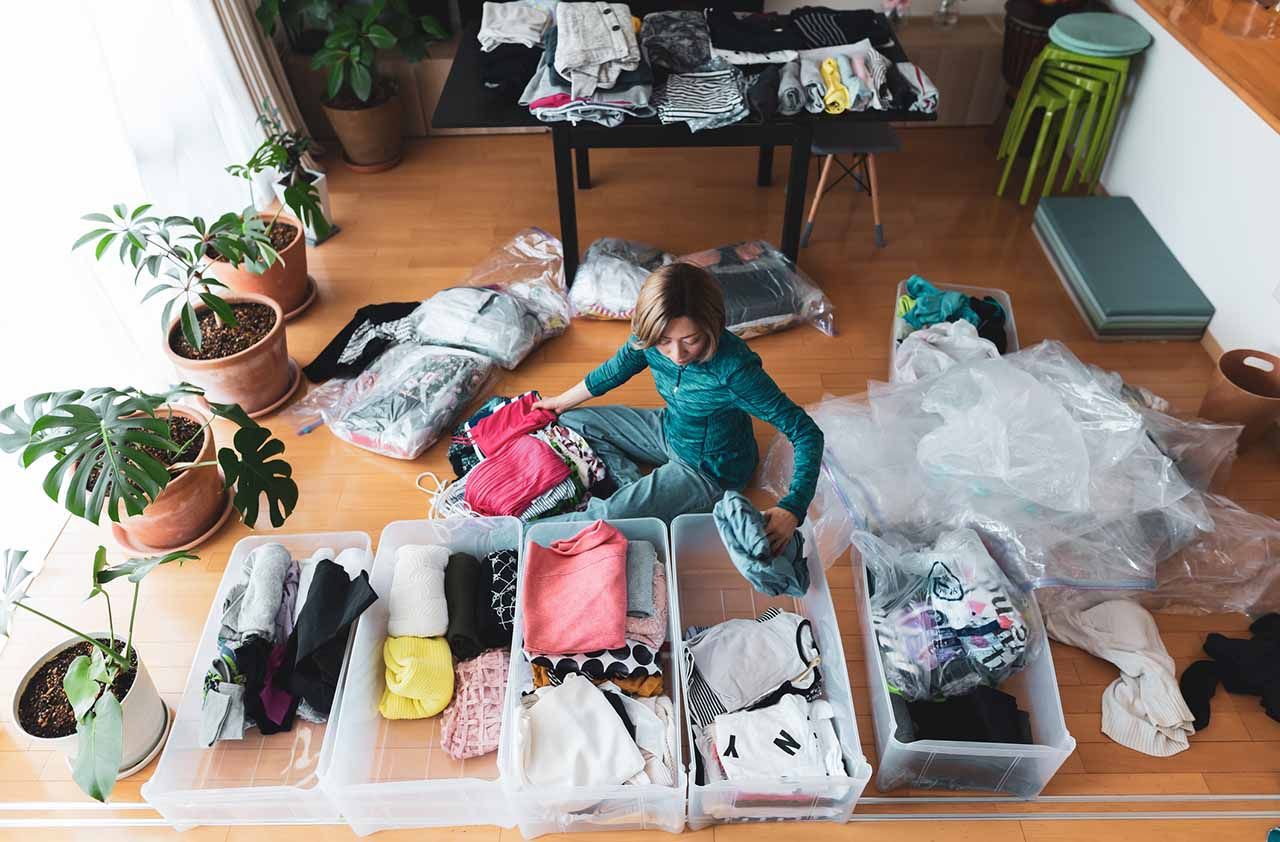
[163,292,299,420]
[273,168,334,244]
[112,406,230,554]
[323,92,403,172]
[207,213,312,318]
[15,634,169,780]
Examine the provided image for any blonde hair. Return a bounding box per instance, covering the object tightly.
[631,263,726,362]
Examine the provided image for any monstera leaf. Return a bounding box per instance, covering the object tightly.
[218,426,298,528]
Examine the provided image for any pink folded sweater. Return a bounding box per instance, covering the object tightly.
[522,520,628,655]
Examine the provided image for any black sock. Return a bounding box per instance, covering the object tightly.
[1249,613,1280,641]
[1179,660,1219,732]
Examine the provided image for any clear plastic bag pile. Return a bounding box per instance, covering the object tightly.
[413,228,571,369]
[569,238,674,320]
[855,528,1044,701]
[682,241,836,339]
[761,340,1242,592]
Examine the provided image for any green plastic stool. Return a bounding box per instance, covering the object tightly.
[997,85,1068,205]
[1034,74,1087,199]
[1046,60,1122,184]
[1042,66,1105,189]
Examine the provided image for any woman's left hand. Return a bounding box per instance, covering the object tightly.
[762,507,800,555]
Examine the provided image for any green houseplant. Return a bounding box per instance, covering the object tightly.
[259,0,449,170]
[252,101,336,243]
[76,207,299,415]
[6,544,195,800]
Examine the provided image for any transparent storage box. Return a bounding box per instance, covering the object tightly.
[890,279,1020,380]
[321,518,522,835]
[672,514,872,829]
[142,532,373,829]
[499,518,686,838]
[853,555,1076,797]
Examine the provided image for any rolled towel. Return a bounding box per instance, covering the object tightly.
[445,552,483,661]
[380,636,455,719]
[820,57,850,114]
[388,544,449,638]
[778,59,804,116]
[220,543,293,644]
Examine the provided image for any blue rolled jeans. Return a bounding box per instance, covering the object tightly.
[536,405,724,523]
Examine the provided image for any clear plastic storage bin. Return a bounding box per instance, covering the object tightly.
[854,557,1076,797]
[672,514,872,829]
[321,518,522,835]
[890,279,1020,379]
[143,532,373,829]
[499,518,686,838]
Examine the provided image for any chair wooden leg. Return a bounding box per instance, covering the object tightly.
[867,153,885,247]
[801,155,834,247]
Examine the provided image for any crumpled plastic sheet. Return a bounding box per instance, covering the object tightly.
[761,340,1230,591]
[284,345,494,459]
[415,228,572,368]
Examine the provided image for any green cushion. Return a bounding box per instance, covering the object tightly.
[1050,13,1151,55]
[1034,197,1213,323]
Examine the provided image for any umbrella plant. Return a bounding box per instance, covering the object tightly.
[227,102,332,240]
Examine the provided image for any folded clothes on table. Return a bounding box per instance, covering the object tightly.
[654,58,749,132]
[706,7,803,53]
[639,9,711,74]
[554,1,641,98]
[478,0,552,51]
[480,42,543,98]
[523,26,656,127]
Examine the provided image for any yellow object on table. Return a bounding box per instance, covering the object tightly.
[821,57,851,114]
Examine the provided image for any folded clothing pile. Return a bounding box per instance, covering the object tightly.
[653,57,748,132]
[793,40,937,115]
[202,543,377,746]
[379,543,518,761]
[448,391,617,519]
[513,521,677,787]
[478,0,554,98]
[521,23,656,127]
[683,607,846,785]
[569,237,674,319]
[895,274,1010,353]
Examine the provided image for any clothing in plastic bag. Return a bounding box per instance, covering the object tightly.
[461,227,571,339]
[285,344,494,459]
[855,528,1044,702]
[891,320,1000,384]
[680,240,836,339]
[569,238,675,320]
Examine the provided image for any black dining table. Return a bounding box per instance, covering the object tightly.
[432,14,936,280]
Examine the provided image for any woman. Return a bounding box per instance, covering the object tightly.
[534,262,823,553]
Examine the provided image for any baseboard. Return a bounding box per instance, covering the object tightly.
[1200,327,1225,361]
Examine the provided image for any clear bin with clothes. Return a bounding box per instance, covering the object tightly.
[852,544,1075,797]
[142,532,373,828]
[320,518,522,835]
[499,517,685,838]
[672,513,872,829]
[890,279,1019,382]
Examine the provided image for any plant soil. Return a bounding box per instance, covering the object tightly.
[325,80,396,110]
[170,302,276,361]
[18,640,138,739]
[266,219,298,251]
[87,414,205,491]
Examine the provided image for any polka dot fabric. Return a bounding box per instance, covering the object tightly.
[441,648,509,760]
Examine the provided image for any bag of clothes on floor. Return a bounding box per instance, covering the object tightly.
[440,391,618,520]
[202,543,377,745]
[377,542,516,760]
[569,237,674,319]
[512,521,678,787]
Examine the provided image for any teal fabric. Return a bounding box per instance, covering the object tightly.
[583,330,823,521]
[904,275,980,330]
[538,405,724,523]
[713,491,810,597]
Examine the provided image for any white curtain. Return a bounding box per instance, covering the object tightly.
[0,1,267,556]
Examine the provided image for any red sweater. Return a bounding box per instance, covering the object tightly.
[522,520,628,655]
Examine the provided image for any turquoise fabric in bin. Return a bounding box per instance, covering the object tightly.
[1050,13,1151,55]
[904,275,980,330]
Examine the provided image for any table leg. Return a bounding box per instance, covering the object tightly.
[757,145,774,186]
[575,147,592,190]
[552,126,580,283]
[781,126,812,262]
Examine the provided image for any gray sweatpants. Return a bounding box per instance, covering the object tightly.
[537,405,723,523]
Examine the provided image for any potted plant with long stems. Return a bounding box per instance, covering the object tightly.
[5,544,195,800]
[256,101,337,244]
[260,0,448,171]
[76,206,300,416]
[0,385,299,552]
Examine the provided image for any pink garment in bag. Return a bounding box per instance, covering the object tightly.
[522,520,628,655]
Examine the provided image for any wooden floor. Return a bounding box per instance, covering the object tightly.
[4,127,1278,841]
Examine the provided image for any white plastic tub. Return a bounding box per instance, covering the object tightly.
[890,279,1020,381]
[321,517,522,835]
[499,518,685,838]
[854,556,1076,797]
[672,514,872,829]
[143,532,373,829]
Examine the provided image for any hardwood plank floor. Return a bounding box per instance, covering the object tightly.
[3,128,1278,840]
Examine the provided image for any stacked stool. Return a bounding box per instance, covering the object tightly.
[997,13,1151,204]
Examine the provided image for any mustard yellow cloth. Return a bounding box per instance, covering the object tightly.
[379,635,454,720]
[820,58,850,114]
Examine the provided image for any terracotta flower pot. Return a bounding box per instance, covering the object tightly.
[1198,349,1280,447]
[323,92,403,172]
[207,214,311,317]
[15,635,169,780]
[163,292,296,418]
[114,406,229,553]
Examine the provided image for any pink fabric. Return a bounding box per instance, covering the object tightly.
[530,93,576,109]
[522,520,628,655]
[441,649,508,760]
[470,392,558,457]
[464,435,570,517]
[626,562,668,650]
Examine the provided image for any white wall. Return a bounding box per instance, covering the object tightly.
[1101,0,1280,355]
